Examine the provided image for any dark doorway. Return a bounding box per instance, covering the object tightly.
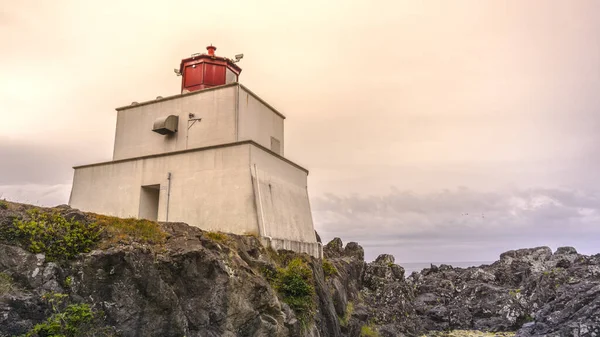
[139,185,160,221]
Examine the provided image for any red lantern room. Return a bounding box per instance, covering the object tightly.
[178,45,242,93]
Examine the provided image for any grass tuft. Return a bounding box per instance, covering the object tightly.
[205,231,228,242]
[360,323,380,337]
[93,214,166,247]
[323,259,338,278]
[339,301,354,327]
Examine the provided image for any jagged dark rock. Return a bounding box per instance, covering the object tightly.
[1,202,599,336]
[324,237,345,258]
[408,247,600,336]
[344,242,364,261]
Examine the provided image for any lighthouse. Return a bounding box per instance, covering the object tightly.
[69,45,321,258]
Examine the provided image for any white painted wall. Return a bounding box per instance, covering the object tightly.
[113,85,238,160]
[73,84,318,254]
[112,84,286,161]
[238,86,285,155]
[250,146,315,243]
[72,144,259,235]
[71,143,316,244]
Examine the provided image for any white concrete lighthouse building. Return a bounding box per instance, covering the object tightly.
[69,45,321,258]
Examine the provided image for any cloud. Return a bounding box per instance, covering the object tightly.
[0,138,111,185]
[312,187,600,262]
[0,183,71,207]
[2,0,600,268]
[0,137,107,207]
[0,141,72,185]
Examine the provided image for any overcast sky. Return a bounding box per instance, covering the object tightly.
[2,1,600,263]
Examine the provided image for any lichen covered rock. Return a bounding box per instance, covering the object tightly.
[1,201,599,336]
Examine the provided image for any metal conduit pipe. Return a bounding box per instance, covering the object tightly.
[166,172,172,222]
[253,164,269,240]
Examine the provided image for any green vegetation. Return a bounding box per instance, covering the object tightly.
[64,276,73,288]
[0,200,8,210]
[265,246,286,266]
[508,288,522,297]
[26,304,94,337]
[0,210,167,262]
[339,301,354,327]
[322,259,338,278]
[42,292,69,312]
[23,292,113,337]
[0,273,15,295]
[1,210,101,262]
[205,231,228,243]
[260,265,279,284]
[94,214,166,247]
[360,323,380,337]
[543,267,564,277]
[274,258,316,325]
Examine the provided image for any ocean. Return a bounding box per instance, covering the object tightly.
[399,261,495,275]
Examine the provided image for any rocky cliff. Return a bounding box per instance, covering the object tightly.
[0,201,598,337]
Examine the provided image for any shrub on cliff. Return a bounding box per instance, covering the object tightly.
[24,292,114,337]
[0,209,100,262]
[275,257,316,325]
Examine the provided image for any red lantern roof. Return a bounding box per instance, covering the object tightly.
[178,45,242,93]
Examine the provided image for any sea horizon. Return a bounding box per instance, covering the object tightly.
[398,261,495,275]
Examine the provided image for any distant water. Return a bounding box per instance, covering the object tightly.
[400,261,494,275]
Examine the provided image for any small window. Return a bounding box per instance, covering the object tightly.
[270,137,281,155]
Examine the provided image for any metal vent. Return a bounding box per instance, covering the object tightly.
[152,115,179,135]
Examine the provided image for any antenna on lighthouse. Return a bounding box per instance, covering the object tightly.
[233,53,244,63]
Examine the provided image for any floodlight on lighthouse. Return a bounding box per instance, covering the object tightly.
[234,54,244,63]
[173,68,182,76]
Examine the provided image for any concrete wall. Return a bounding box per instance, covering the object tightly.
[71,142,316,246]
[112,84,286,161]
[71,144,260,236]
[113,85,238,160]
[78,82,319,254]
[238,86,285,155]
[250,146,315,243]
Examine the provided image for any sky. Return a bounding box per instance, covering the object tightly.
[1,1,600,263]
